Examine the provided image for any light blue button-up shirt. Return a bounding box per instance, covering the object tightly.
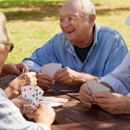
[0,88,50,130]
[100,51,130,96]
[23,23,128,78]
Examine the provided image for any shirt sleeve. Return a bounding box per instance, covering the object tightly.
[0,88,50,130]
[100,51,130,95]
[23,59,42,73]
[100,75,129,95]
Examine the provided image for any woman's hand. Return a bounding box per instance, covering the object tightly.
[4,72,37,99]
[11,96,38,115]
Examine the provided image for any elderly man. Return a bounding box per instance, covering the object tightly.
[23,0,127,90]
[0,12,55,130]
[79,15,130,115]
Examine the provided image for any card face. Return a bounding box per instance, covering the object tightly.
[39,100,63,108]
[40,96,68,103]
[21,85,44,108]
[33,86,44,100]
[39,96,68,108]
[21,85,34,100]
[40,63,62,78]
[87,80,110,93]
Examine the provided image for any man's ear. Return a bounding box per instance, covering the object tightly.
[89,14,96,24]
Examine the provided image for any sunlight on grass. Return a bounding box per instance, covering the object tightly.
[0,0,129,63]
[6,20,61,63]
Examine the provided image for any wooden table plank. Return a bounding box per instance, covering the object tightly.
[52,113,92,130]
[44,82,130,130]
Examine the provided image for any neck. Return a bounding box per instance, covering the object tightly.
[74,27,95,48]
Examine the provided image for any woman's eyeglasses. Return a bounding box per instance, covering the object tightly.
[0,42,14,52]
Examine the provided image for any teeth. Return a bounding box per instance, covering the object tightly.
[68,30,73,33]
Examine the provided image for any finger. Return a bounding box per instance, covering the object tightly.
[93,92,111,98]
[20,98,32,105]
[22,107,34,114]
[54,68,68,80]
[38,74,54,83]
[80,99,92,108]
[94,97,108,104]
[80,83,92,95]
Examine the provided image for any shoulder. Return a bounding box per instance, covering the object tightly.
[53,31,67,40]
[95,23,125,44]
[99,25,122,38]
[46,31,68,47]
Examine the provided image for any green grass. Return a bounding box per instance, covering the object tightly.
[0,0,130,63]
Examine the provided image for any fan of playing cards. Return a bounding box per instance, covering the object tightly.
[21,85,68,108]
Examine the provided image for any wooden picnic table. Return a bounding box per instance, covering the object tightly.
[44,82,130,130]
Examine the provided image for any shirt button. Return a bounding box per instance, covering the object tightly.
[81,68,84,72]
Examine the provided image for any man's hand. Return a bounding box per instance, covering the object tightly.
[54,67,84,85]
[0,63,29,77]
[54,67,99,86]
[93,92,130,115]
[11,96,38,115]
[37,73,55,90]
[27,104,56,129]
[5,72,37,99]
[79,82,94,108]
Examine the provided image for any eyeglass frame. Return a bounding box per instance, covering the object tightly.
[0,42,14,52]
[57,14,89,25]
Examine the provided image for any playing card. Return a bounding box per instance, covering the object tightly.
[39,96,68,107]
[33,86,44,100]
[21,85,44,108]
[87,80,110,93]
[21,85,34,100]
[40,63,62,78]
[40,96,68,103]
[39,100,63,108]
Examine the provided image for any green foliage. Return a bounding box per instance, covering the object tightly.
[0,0,130,63]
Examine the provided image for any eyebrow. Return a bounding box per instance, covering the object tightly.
[59,14,78,18]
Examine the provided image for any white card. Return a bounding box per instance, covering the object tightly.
[87,80,110,93]
[40,96,68,103]
[40,63,62,78]
[21,85,44,108]
[39,96,68,107]
[21,85,34,100]
[39,100,63,108]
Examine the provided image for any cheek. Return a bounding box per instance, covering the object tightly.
[0,50,8,64]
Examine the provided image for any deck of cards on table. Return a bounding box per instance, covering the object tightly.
[40,63,62,78]
[39,96,69,108]
[87,80,110,93]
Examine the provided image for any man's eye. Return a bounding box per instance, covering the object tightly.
[68,17,73,21]
[60,18,63,22]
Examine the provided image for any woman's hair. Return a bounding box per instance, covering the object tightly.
[0,12,8,51]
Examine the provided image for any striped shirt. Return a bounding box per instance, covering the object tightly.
[0,88,50,130]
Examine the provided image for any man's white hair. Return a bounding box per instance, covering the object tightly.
[81,0,96,15]
[0,12,7,51]
[0,12,6,25]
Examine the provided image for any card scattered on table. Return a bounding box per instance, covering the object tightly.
[87,80,110,93]
[21,85,44,108]
[39,96,69,108]
[40,63,62,78]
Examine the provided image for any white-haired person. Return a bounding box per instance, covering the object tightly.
[0,12,55,130]
[79,15,130,115]
[23,0,128,90]
[0,12,30,88]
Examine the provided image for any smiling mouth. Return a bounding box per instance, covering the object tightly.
[67,30,74,33]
